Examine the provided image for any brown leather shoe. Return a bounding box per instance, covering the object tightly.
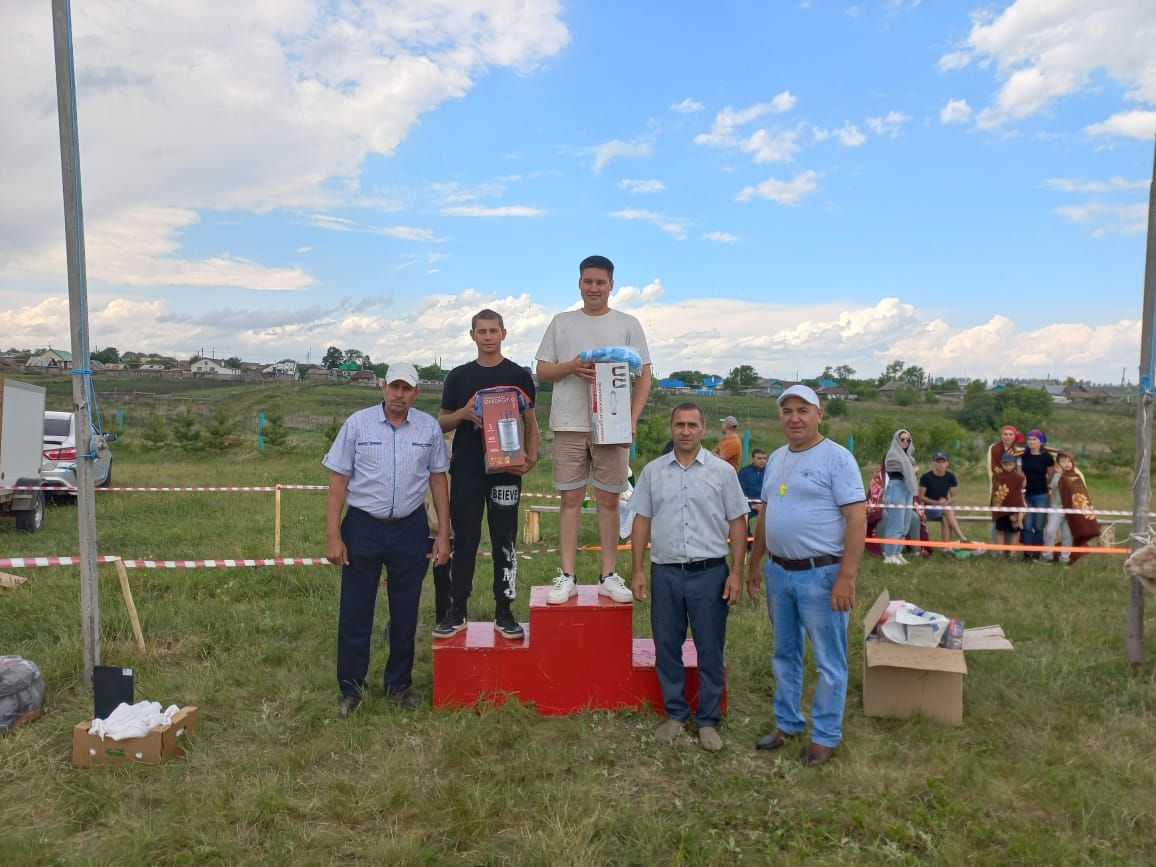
[755,728,796,751]
[801,742,835,766]
[338,696,362,718]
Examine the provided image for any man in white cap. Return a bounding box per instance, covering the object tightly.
[713,415,742,471]
[746,384,865,766]
[323,362,450,717]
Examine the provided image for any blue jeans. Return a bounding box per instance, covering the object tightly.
[1023,493,1049,549]
[650,561,730,727]
[882,482,911,556]
[765,561,848,748]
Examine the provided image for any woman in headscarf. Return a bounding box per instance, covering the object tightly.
[1057,452,1100,564]
[881,429,917,565]
[1019,429,1055,559]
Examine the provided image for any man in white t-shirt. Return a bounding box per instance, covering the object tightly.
[535,255,653,604]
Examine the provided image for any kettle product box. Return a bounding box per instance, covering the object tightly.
[590,362,632,445]
[481,390,526,473]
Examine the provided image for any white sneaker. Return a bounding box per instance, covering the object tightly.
[598,572,633,604]
[547,570,577,604]
[896,553,909,565]
[884,555,905,566]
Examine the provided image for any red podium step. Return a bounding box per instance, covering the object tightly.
[432,584,724,715]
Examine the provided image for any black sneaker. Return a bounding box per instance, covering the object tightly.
[493,609,525,640]
[433,612,467,639]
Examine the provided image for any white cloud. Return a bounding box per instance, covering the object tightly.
[619,178,666,194]
[940,1,1156,126]
[0,0,569,274]
[303,213,441,241]
[740,127,802,163]
[939,98,973,125]
[1085,109,1156,139]
[440,205,546,217]
[866,110,910,138]
[836,123,866,146]
[609,209,689,240]
[296,246,312,254]
[2,285,1138,382]
[6,207,315,290]
[1054,202,1147,237]
[591,138,655,174]
[670,98,704,113]
[702,231,739,244]
[693,93,797,151]
[736,170,820,205]
[1043,176,1149,193]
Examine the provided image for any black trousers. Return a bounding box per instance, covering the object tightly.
[449,471,522,615]
[337,507,427,698]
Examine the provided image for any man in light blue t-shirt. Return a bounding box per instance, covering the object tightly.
[746,384,865,767]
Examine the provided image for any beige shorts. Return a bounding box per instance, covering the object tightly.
[552,430,629,493]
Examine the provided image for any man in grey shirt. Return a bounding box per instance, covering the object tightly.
[630,402,749,751]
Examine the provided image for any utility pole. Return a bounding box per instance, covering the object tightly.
[51,0,100,683]
[1129,134,1156,671]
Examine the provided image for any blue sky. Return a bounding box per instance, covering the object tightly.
[2,0,1154,382]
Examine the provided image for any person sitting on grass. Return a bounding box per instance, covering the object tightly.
[991,452,1025,559]
[918,451,970,554]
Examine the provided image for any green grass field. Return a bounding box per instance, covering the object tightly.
[2,378,1155,864]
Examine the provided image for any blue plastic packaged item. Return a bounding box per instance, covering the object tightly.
[472,386,532,418]
[579,346,643,372]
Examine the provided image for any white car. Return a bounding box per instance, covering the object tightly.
[41,411,116,494]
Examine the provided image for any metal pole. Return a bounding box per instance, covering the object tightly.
[51,0,101,684]
[1128,135,1156,671]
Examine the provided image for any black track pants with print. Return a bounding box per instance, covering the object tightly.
[448,471,522,614]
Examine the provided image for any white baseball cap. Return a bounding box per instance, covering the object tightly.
[777,384,820,407]
[385,362,419,387]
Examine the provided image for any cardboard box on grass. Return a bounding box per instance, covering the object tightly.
[480,390,526,473]
[589,361,631,445]
[862,592,1013,725]
[71,706,198,768]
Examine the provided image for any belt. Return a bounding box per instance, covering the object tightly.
[664,557,727,572]
[351,505,417,524]
[771,554,841,571]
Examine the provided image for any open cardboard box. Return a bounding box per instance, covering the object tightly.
[71,706,198,767]
[862,592,1013,725]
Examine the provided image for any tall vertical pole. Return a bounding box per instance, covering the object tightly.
[51,0,101,684]
[1129,135,1156,671]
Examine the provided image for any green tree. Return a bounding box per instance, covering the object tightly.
[418,362,447,381]
[93,347,120,364]
[825,397,847,417]
[834,364,856,382]
[893,386,919,406]
[344,349,364,368]
[723,364,760,392]
[223,356,242,369]
[260,410,290,451]
[901,365,925,387]
[371,362,389,379]
[880,359,906,384]
[322,346,344,369]
[668,370,705,386]
[171,409,202,451]
[204,404,242,452]
[138,414,169,450]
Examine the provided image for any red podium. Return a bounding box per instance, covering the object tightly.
[432,585,725,715]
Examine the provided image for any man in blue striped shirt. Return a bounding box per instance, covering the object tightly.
[324,362,450,716]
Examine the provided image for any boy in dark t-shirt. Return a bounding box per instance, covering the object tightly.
[918,451,969,552]
[434,309,539,641]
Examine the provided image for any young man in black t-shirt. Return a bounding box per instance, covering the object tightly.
[918,451,969,552]
[434,309,539,640]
